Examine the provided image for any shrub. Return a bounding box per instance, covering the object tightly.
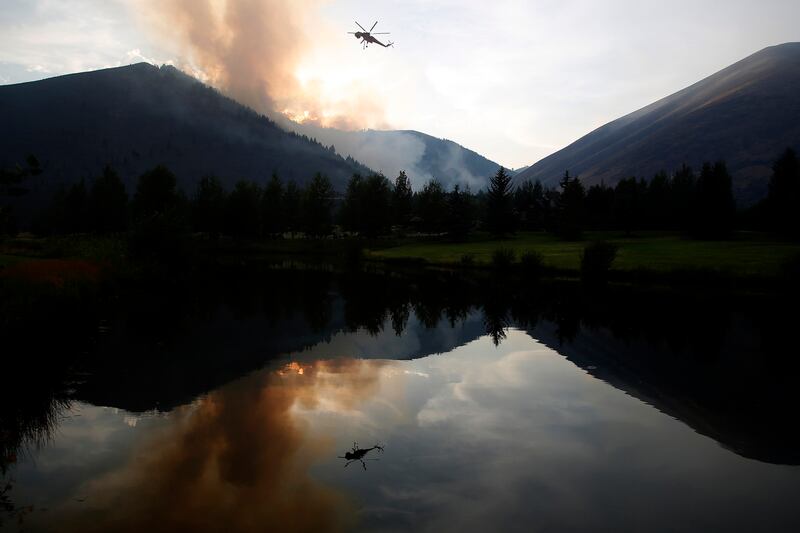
[580,241,618,283]
[491,248,516,270]
[459,253,476,267]
[128,211,191,266]
[520,251,544,278]
[344,241,365,270]
[780,252,800,291]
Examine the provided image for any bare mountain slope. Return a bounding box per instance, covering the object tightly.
[517,43,800,203]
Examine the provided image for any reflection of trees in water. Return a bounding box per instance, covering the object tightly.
[1,374,72,528]
[1,281,92,527]
[59,263,791,367]
[4,260,799,478]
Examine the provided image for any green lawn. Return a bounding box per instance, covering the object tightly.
[368,232,800,276]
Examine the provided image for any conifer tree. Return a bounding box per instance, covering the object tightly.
[555,170,585,240]
[89,166,128,233]
[283,180,301,236]
[692,161,734,239]
[446,184,476,239]
[767,148,800,238]
[225,180,262,238]
[486,166,515,237]
[416,179,447,233]
[261,172,285,236]
[192,175,226,235]
[302,173,334,238]
[392,170,413,227]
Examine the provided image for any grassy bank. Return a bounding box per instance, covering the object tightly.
[367,231,800,277]
[3,231,798,285]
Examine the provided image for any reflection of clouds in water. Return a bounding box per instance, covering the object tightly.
[319,330,800,533]
[18,330,800,532]
[50,359,390,533]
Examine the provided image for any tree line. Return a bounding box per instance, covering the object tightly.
[16,147,800,241]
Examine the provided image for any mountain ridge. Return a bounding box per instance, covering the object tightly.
[516,42,800,203]
[0,62,504,208]
[0,62,373,198]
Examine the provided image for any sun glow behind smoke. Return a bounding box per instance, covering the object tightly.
[139,0,387,130]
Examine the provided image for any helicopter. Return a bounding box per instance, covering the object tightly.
[349,21,393,49]
[338,442,385,470]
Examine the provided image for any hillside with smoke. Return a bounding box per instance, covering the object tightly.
[292,125,503,190]
[137,0,500,190]
[139,0,386,130]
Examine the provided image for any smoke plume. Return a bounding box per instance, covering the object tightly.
[139,0,387,129]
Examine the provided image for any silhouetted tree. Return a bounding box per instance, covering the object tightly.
[392,170,413,227]
[766,148,800,239]
[133,165,180,218]
[88,166,128,233]
[671,164,696,232]
[485,166,515,237]
[261,173,285,237]
[302,173,334,238]
[415,179,447,233]
[514,179,547,230]
[283,180,301,236]
[44,180,89,234]
[445,184,476,240]
[555,170,585,240]
[225,180,261,238]
[613,177,643,235]
[692,161,735,239]
[585,182,614,230]
[192,175,226,235]
[646,171,671,230]
[1,154,42,234]
[129,165,190,263]
[341,173,393,237]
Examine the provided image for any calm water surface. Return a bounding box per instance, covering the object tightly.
[2,269,800,532]
[5,315,800,532]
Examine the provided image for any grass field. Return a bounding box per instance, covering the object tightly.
[0,253,25,268]
[367,232,800,276]
[3,232,798,280]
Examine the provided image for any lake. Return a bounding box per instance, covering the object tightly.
[2,265,799,532]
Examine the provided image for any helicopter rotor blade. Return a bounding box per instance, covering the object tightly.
[355,21,368,32]
[372,32,390,34]
[370,21,378,32]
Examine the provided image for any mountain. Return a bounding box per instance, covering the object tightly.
[517,43,800,203]
[287,124,505,190]
[0,61,503,215]
[0,63,370,202]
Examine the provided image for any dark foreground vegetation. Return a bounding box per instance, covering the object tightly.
[1,148,798,289]
[3,148,799,241]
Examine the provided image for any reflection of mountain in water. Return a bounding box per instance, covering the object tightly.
[525,319,800,465]
[76,281,487,413]
[7,265,797,466]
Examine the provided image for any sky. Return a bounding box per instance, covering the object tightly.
[1,0,799,169]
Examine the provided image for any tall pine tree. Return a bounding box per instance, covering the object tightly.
[556,170,585,240]
[486,167,515,237]
[767,148,800,239]
[392,170,413,227]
